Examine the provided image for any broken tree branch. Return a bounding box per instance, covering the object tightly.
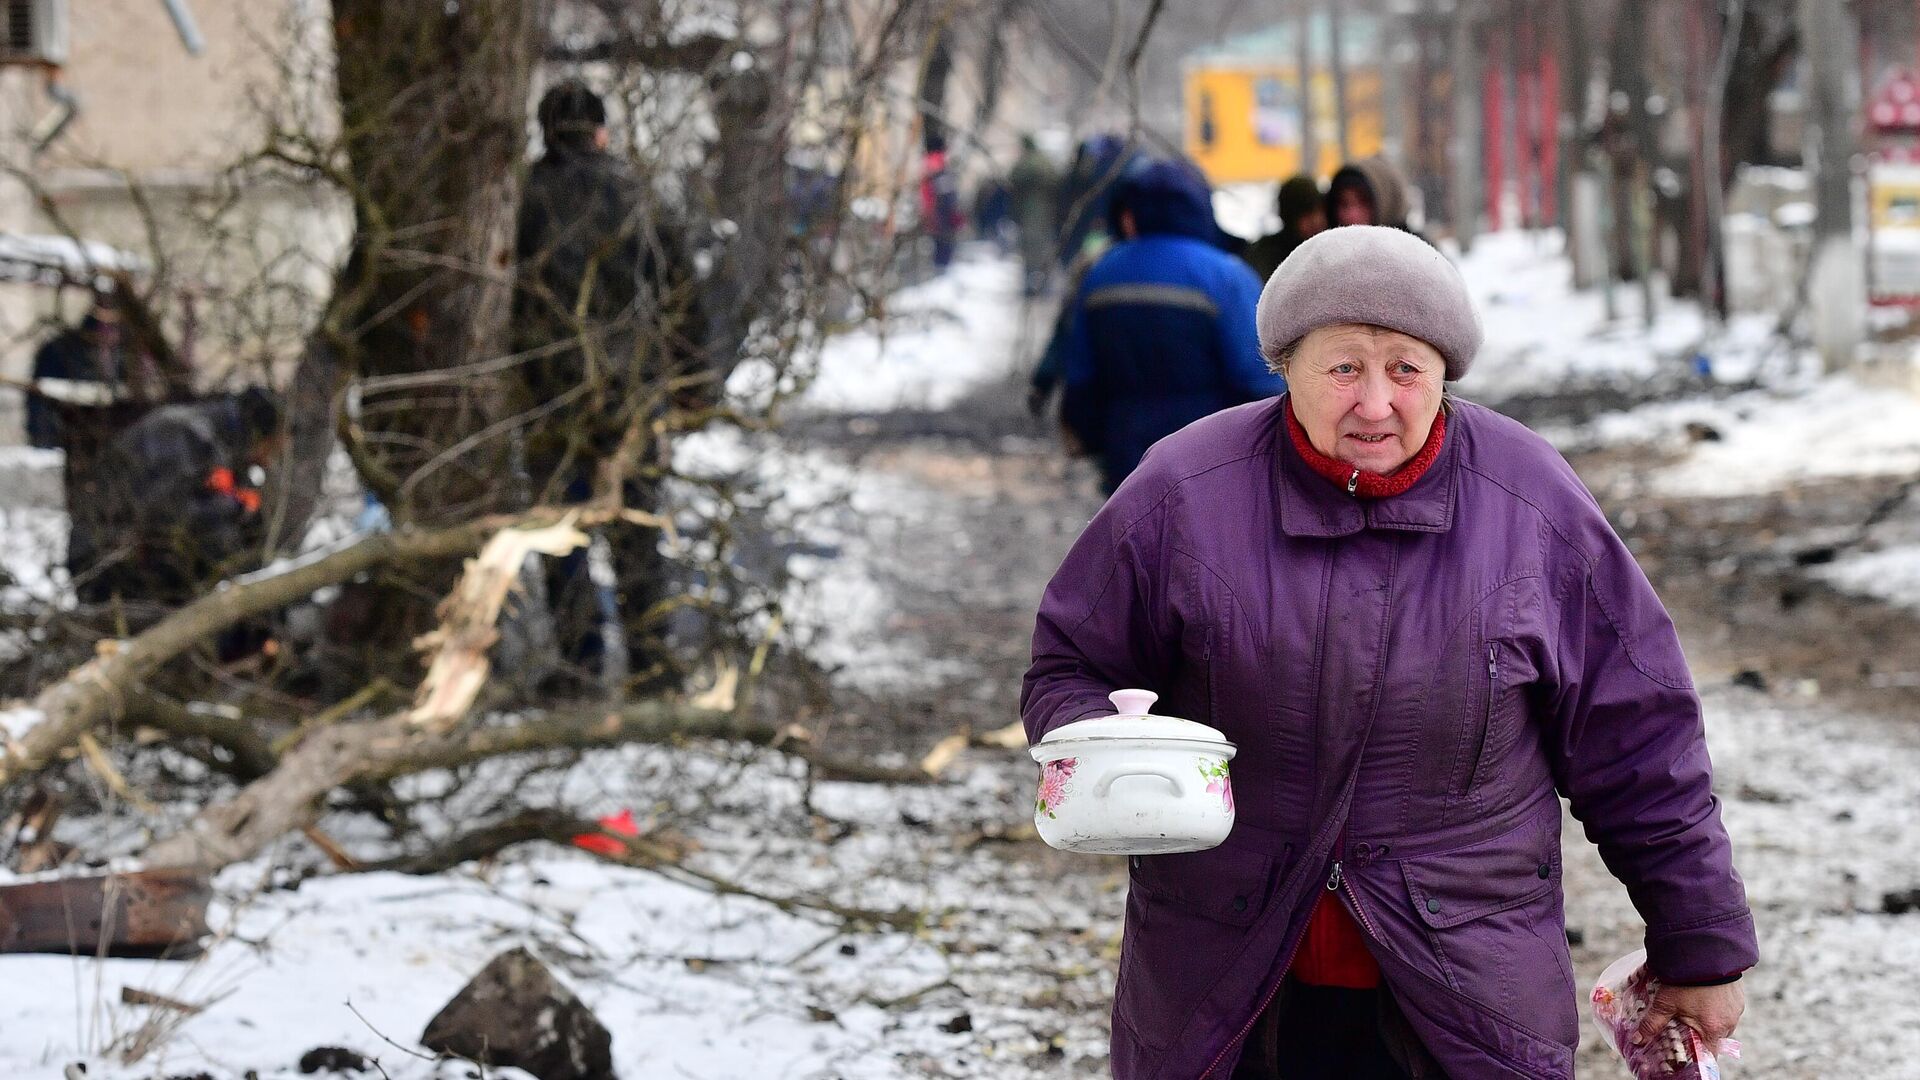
[0,507,604,792]
[142,698,937,873]
[358,807,587,875]
[125,693,278,780]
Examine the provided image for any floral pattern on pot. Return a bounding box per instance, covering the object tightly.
[1036,757,1078,819]
[1198,758,1233,813]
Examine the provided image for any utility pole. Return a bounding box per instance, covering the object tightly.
[1613,0,1657,329]
[1797,0,1866,369]
[1378,0,1404,165]
[1558,0,1587,272]
[1330,0,1353,162]
[1451,0,1482,250]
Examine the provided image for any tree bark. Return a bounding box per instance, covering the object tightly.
[1722,3,1797,178]
[325,0,544,525]
[1797,0,1865,368]
[1329,0,1351,163]
[139,699,932,871]
[1296,0,1319,177]
[1450,1,1482,250]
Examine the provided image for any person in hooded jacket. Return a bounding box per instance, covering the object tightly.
[26,297,131,452]
[1057,133,1137,268]
[1023,227,1753,1078]
[1326,155,1419,234]
[1243,174,1328,283]
[1055,157,1284,493]
[68,388,286,608]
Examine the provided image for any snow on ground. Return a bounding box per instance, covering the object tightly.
[1445,230,1920,504]
[726,253,1036,416]
[10,671,1917,1078]
[0,506,67,609]
[1213,182,1280,244]
[671,425,973,692]
[0,445,63,470]
[680,248,1043,693]
[1813,543,1920,615]
[1535,374,1920,498]
[10,236,1920,1077]
[0,705,44,743]
[1564,685,1920,1075]
[1452,230,1795,401]
[0,746,1117,1080]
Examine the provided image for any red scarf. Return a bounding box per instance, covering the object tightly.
[1284,398,1447,498]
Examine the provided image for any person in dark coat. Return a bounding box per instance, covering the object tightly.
[1056,132,1136,269]
[919,137,964,273]
[1326,155,1417,232]
[1055,157,1284,493]
[1025,211,1118,421]
[68,388,285,607]
[1008,134,1061,295]
[512,79,704,686]
[26,297,128,451]
[1024,227,1752,1079]
[1243,174,1327,282]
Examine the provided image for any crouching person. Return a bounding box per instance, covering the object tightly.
[69,387,287,613]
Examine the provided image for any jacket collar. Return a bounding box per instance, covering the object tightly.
[1272,396,1458,538]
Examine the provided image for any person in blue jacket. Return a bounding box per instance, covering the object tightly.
[1057,157,1284,493]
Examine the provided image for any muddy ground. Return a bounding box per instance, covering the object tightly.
[801,374,1920,1077]
[4,366,1913,1077]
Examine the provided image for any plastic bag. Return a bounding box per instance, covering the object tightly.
[1589,949,1742,1079]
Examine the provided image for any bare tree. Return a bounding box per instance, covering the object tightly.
[1,0,1087,893]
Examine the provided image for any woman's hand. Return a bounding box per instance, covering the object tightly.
[1632,979,1745,1047]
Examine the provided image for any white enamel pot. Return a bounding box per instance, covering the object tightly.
[1029,688,1237,854]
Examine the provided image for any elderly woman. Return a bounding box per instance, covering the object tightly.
[1021,227,1755,1079]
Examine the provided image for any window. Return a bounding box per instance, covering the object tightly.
[0,0,68,66]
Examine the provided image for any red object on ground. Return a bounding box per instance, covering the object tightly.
[1289,891,1382,989]
[1284,398,1448,499]
[572,809,641,856]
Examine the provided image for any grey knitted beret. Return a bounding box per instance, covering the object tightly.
[1255,225,1483,380]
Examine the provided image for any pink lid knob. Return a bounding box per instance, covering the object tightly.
[1108,688,1159,716]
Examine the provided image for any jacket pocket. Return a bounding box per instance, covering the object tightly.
[1421,576,1542,803]
[1459,642,1500,796]
[1398,815,1579,1048]
[1117,844,1282,1051]
[1127,842,1282,927]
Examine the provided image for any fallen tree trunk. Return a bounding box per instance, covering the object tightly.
[141,698,931,871]
[0,508,598,792]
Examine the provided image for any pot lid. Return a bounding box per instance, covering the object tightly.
[1038,689,1233,746]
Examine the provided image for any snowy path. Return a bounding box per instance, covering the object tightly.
[6,240,1920,1077]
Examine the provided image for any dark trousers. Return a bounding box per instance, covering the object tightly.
[535,465,668,684]
[1230,980,1443,1080]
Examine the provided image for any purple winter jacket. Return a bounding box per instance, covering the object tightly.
[1021,397,1757,1079]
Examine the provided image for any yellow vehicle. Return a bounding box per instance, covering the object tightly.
[1184,19,1384,185]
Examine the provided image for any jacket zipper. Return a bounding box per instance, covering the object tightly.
[1338,855,1385,941]
[1197,827,1353,1080]
[1200,542,1399,1078]
[1459,644,1497,796]
[1195,933,1300,1079]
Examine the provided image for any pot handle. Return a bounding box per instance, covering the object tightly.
[1093,762,1187,799]
[1107,688,1159,716]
